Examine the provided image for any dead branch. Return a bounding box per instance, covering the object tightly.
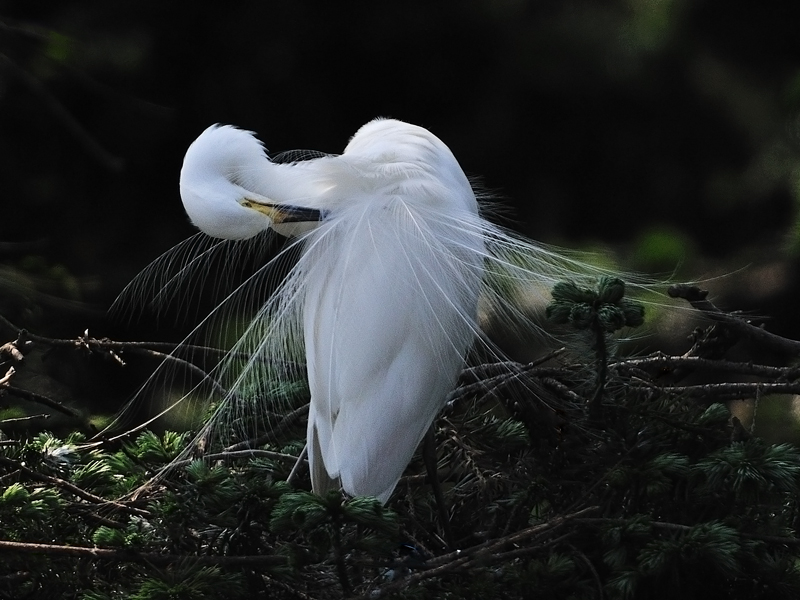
[630,377,800,402]
[1,380,80,418]
[668,284,800,355]
[0,539,287,567]
[615,351,800,380]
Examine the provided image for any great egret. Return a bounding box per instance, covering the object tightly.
[179,119,483,503]
[116,118,646,504]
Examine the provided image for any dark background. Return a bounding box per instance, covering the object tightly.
[1,0,800,341]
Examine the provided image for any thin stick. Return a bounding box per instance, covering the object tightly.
[0,539,286,567]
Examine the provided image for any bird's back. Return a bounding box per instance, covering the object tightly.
[301,123,483,502]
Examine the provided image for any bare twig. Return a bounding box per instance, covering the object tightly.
[1,381,80,418]
[614,351,800,380]
[0,315,231,420]
[630,377,800,401]
[121,346,230,400]
[458,347,566,383]
[668,284,800,355]
[0,413,49,425]
[0,539,287,567]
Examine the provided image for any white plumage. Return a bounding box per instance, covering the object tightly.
[179,118,483,502]
[113,117,648,504]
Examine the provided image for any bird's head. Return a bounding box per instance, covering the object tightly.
[180,125,324,240]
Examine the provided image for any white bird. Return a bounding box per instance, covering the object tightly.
[179,119,482,503]
[115,118,645,504]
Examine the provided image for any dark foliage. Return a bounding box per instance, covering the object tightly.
[2,281,800,599]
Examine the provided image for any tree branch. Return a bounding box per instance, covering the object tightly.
[0,539,287,567]
[668,284,800,355]
[0,455,150,518]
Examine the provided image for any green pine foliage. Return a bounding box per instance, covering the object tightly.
[2,279,800,598]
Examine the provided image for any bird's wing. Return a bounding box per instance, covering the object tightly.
[303,197,482,502]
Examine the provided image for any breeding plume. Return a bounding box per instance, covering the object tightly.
[118,118,628,504]
[179,119,481,503]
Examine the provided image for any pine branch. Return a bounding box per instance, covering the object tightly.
[0,455,150,518]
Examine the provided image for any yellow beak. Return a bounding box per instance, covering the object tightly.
[239,198,325,224]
